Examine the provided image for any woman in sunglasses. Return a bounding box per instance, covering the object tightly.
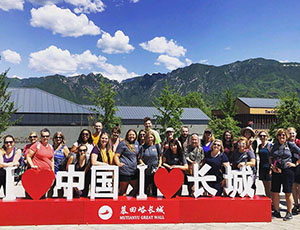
[257,131,272,199]
[137,129,146,147]
[48,131,70,198]
[204,139,229,196]
[71,129,94,158]
[287,127,300,214]
[66,144,90,197]
[232,137,256,170]
[23,132,39,158]
[270,128,300,221]
[0,135,22,195]
[232,136,256,195]
[27,128,54,171]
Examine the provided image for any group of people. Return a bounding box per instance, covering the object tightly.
[1,117,300,221]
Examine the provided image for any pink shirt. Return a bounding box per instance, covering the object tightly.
[30,142,54,170]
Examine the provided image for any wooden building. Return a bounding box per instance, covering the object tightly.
[212,97,280,130]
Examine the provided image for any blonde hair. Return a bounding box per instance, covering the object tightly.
[237,136,249,147]
[210,139,224,152]
[258,130,269,138]
[145,131,156,145]
[275,128,288,138]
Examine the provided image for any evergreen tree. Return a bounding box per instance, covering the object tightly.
[208,116,241,139]
[0,70,19,135]
[153,81,183,138]
[87,76,121,134]
[181,91,211,117]
[270,93,300,137]
[219,89,237,117]
[209,89,240,139]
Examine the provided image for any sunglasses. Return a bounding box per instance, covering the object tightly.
[278,134,286,137]
[238,143,246,146]
[29,135,38,139]
[213,143,221,147]
[259,135,266,138]
[78,149,87,152]
[55,136,63,139]
[41,135,50,138]
[82,133,89,136]
[4,141,13,144]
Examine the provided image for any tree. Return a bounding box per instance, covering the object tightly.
[208,116,241,139]
[181,91,211,117]
[269,93,300,137]
[87,76,121,134]
[153,81,183,138]
[0,70,19,135]
[219,89,237,117]
[209,89,240,139]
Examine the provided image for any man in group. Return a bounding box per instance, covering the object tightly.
[92,121,103,145]
[143,117,161,144]
[178,126,190,152]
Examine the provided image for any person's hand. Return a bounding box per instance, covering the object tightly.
[118,163,124,167]
[13,162,20,167]
[287,162,296,168]
[237,162,245,168]
[272,166,281,173]
[31,165,38,169]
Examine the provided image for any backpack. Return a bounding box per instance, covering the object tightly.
[14,150,27,184]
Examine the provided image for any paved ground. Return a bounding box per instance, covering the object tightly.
[0,178,299,229]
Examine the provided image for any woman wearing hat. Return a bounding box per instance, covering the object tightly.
[162,127,175,153]
[241,126,257,153]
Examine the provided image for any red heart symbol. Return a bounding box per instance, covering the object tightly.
[22,169,55,200]
[154,168,184,199]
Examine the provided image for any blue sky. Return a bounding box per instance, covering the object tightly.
[1,0,300,81]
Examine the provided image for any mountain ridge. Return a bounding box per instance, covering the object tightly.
[8,58,300,106]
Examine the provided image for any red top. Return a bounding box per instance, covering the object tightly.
[295,139,300,148]
[30,142,54,170]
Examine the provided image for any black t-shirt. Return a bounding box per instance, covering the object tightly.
[205,151,228,182]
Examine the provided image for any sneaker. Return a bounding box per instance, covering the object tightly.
[292,205,299,215]
[272,211,281,218]
[283,212,293,221]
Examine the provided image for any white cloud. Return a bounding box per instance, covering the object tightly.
[224,46,231,50]
[199,59,209,64]
[30,4,100,37]
[130,0,140,3]
[185,58,192,66]
[28,0,61,5]
[97,30,134,54]
[28,0,105,14]
[140,37,186,57]
[97,62,137,81]
[67,0,105,14]
[0,0,24,11]
[28,45,136,81]
[155,55,185,71]
[1,49,22,64]
[29,45,78,74]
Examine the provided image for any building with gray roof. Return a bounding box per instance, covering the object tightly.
[6,88,209,147]
[235,97,279,130]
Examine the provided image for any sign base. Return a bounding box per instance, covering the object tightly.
[0,196,271,226]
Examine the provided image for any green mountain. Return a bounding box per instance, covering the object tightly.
[8,58,300,106]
